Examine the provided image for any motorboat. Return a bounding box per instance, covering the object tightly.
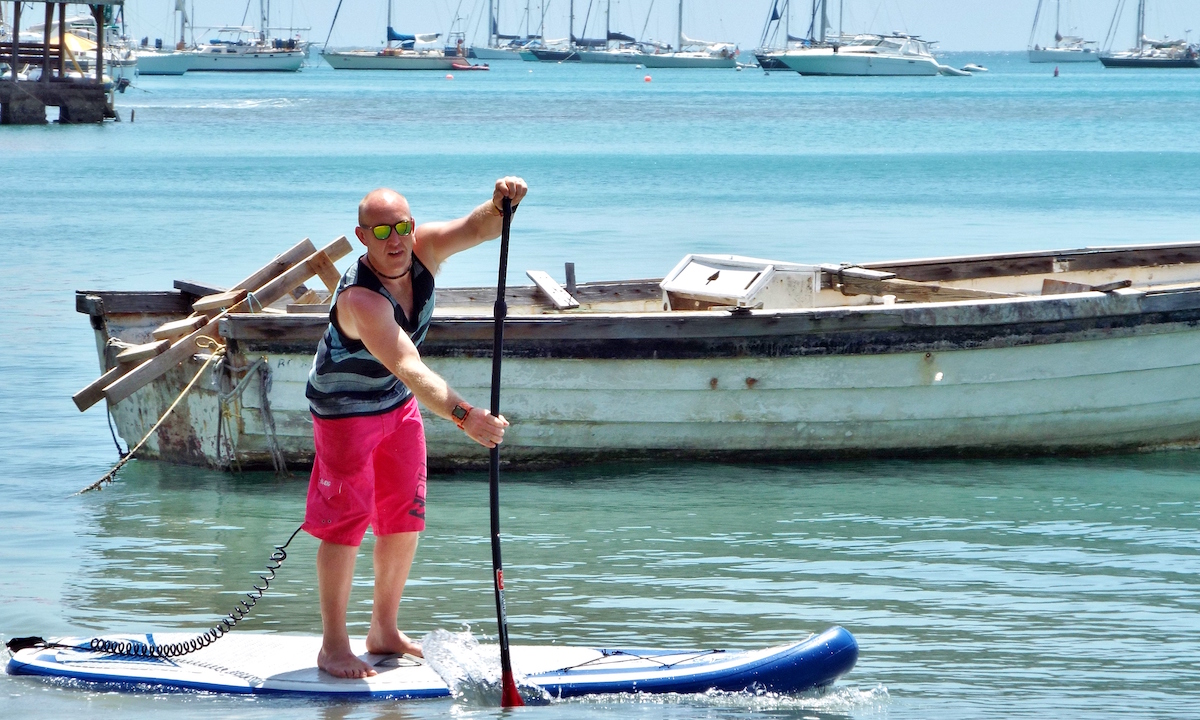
[779,33,941,76]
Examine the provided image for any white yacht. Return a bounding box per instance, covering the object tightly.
[186,28,305,72]
[321,0,455,71]
[779,33,941,76]
[1027,0,1098,63]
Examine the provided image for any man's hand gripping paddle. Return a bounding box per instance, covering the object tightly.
[490,196,524,707]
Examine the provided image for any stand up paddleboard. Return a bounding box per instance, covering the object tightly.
[6,627,856,698]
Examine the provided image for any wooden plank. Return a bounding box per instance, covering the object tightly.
[116,339,171,364]
[1042,279,1093,296]
[864,241,1200,282]
[286,302,331,314]
[306,251,342,293]
[839,276,1020,303]
[293,288,321,305]
[75,290,189,315]
[526,270,580,309]
[174,279,228,298]
[1043,279,1133,295]
[232,238,317,294]
[99,237,352,409]
[152,315,207,341]
[192,288,248,314]
[73,363,132,412]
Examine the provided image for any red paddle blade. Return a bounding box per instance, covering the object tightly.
[501,671,525,707]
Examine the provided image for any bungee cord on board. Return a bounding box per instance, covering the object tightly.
[6,524,306,659]
[87,524,305,658]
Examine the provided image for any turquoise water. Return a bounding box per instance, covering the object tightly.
[2,52,1200,718]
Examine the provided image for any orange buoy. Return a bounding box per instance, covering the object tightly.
[644,75,652,82]
[446,73,454,79]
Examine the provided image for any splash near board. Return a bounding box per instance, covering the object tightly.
[6,627,857,698]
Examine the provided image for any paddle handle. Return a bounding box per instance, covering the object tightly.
[489,196,523,707]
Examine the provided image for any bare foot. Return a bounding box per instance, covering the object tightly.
[365,628,424,658]
[318,645,378,678]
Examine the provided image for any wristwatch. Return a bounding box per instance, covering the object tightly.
[451,402,472,429]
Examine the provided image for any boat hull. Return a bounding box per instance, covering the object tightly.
[77,242,1200,470]
[1100,54,1200,68]
[528,48,580,62]
[577,49,644,64]
[1028,48,1099,63]
[321,51,457,70]
[755,52,792,70]
[469,46,523,60]
[638,53,737,68]
[185,50,304,72]
[779,49,940,76]
[134,51,192,75]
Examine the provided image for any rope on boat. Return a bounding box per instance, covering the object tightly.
[215,356,288,475]
[74,338,226,495]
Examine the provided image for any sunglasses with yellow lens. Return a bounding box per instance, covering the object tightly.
[367,219,415,240]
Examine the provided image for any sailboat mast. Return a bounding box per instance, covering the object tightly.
[1135,0,1145,47]
[818,0,827,43]
[570,0,574,47]
[490,0,496,47]
[386,0,392,48]
[1055,0,1060,45]
[260,0,269,42]
[677,0,683,51]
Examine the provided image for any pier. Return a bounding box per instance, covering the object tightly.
[1,0,120,124]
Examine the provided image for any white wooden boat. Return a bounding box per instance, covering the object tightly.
[75,241,1200,471]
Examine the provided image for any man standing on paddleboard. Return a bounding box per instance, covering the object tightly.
[302,178,527,678]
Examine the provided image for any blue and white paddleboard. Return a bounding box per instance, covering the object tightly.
[6,627,857,699]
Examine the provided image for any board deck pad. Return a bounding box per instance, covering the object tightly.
[6,626,857,699]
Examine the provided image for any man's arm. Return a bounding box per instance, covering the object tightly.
[338,287,508,447]
[415,176,528,275]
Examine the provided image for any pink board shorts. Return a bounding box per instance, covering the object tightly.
[302,397,427,546]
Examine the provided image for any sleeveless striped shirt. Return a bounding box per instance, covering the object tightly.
[305,254,436,419]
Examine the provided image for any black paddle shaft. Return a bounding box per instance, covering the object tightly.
[489,197,519,699]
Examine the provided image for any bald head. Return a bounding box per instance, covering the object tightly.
[358,188,410,227]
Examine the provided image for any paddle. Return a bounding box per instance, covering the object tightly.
[489,196,523,707]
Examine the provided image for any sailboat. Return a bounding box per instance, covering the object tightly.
[634,0,737,68]
[471,0,538,60]
[528,0,581,61]
[576,0,643,63]
[775,0,941,76]
[1027,0,1098,63]
[185,0,305,72]
[755,0,797,70]
[1099,0,1199,68]
[322,0,455,70]
[134,1,193,75]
